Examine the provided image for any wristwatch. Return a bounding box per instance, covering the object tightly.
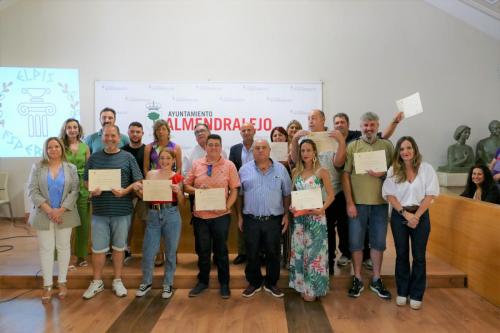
[398,208,405,215]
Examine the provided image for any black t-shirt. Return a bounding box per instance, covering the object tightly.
[123,144,146,177]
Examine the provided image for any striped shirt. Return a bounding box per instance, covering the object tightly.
[84,149,143,216]
[239,159,292,216]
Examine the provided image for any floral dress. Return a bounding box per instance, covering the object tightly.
[289,174,329,297]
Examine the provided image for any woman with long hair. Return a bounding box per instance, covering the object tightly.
[286,120,302,143]
[461,164,500,204]
[289,139,334,301]
[28,137,80,303]
[382,136,439,310]
[59,118,91,267]
[136,148,185,299]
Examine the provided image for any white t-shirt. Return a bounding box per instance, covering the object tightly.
[382,162,440,206]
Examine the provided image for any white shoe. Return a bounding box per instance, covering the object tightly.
[337,255,351,267]
[396,296,407,306]
[410,299,422,310]
[82,280,104,300]
[112,279,128,297]
[162,285,173,299]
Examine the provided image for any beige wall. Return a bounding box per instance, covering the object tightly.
[1,0,499,217]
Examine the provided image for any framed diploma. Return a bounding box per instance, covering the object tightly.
[353,150,387,174]
[291,187,323,210]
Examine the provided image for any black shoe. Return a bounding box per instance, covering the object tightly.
[348,277,364,298]
[370,278,392,299]
[124,250,132,264]
[189,282,208,297]
[242,285,262,298]
[264,285,284,298]
[220,284,231,299]
[233,254,247,265]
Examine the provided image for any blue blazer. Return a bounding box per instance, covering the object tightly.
[229,143,244,171]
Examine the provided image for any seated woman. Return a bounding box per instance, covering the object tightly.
[28,137,80,303]
[460,164,500,204]
[438,125,475,173]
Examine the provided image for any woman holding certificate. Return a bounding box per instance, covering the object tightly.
[289,139,334,301]
[59,118,91,267]
[382,136,439,310]
[136,148,184,299]
[28,137,80,303]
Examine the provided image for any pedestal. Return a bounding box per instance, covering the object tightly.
[437,172,468,187]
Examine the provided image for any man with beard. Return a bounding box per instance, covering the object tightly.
[85,107,129,154]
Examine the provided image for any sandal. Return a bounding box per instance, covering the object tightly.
[57,283,68,299]
[77,258,88,267]
[41,285,52,304]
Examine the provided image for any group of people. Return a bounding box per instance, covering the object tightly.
[27,105,497,309]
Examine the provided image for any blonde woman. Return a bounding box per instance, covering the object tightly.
[382,136,439,310]
[28,137,80,303]
[289,139,334,301]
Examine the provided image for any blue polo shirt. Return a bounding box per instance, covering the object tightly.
[84,129,130,154]
[239,159,292,216]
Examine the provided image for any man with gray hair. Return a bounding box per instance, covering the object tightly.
[342,112,394,300]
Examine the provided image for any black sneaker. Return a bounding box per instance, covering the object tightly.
[264,285,284,298]
[136,283,152,297]
[348,277,364,298]
[162,285,173,299]
[370,278,391,299]
[220,284,231,299]
[242,285,262,298]
[188,282,208,297]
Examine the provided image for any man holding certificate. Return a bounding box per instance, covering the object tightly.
[184,134,240,299]
[342,112,394,300]
[238,139,292,298]
[82,124,143,299]
[290,109,346,274]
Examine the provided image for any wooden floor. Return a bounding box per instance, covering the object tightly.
[1,219,499,333]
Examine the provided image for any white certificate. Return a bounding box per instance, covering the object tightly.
[195,188,226,211]
[291,188,323,210]
[354,150,388,174]
[143,180,172,202]
[308,132,338,153]
[270,142,289,162]
[88,169,121,191]
[396,92,423,118]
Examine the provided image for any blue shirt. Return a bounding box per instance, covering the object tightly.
[47,167,65,208]
[239,159,292,216]
[84,129,130,154]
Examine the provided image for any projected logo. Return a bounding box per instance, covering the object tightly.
[18,88,56,137]
[0,67,80,157]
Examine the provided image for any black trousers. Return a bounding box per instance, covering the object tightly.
[193,214,230,286]
[243,214,282,288]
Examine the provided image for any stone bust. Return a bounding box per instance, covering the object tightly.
[438,125,475,173]
[476,120,500,165]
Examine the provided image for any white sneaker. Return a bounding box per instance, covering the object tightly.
[82,280,104,300]
[410,299,422,310]
[112,279,128,297]
[396,296,407,306]
[136,283,152,297]
[337,256,351,267]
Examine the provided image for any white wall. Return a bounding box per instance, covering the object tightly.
[1,0,499,217]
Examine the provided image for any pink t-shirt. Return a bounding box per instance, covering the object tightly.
[184,156,240,219]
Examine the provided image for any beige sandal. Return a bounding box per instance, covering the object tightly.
[58,283,68,299]
[41,285,52,304]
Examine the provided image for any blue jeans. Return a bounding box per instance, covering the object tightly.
[390,209,430,301]
[349,204,388,252]
[141,206,182,286]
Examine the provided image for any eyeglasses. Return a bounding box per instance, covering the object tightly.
[207,143,221,148]
[207,164,213,177]
[194,129,208,136]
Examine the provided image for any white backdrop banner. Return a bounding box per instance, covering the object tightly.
[94,81,322,152]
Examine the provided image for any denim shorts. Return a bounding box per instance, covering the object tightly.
[91,215,131,253]
[349,204,388,252]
